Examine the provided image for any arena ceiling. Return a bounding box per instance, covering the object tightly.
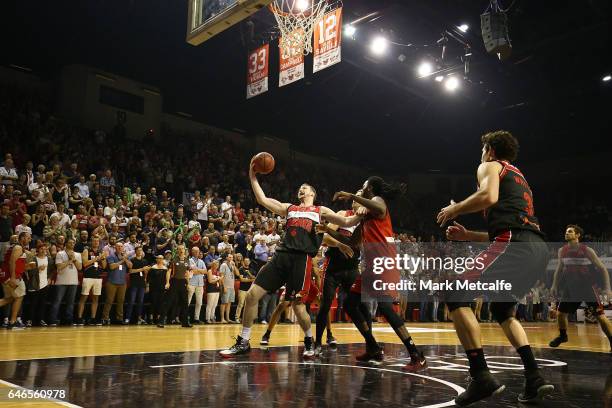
[4,0,612,173]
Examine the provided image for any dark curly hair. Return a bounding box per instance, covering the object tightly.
[481,130,519,162]
[566,224,584,237]
[366,176,406,201]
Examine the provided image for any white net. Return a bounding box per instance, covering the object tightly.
[269,0,329,55]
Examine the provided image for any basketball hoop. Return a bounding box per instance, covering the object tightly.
[269,0,331,55]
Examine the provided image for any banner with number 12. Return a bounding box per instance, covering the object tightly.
[313,7,342,73]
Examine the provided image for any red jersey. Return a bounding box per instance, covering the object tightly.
[279,205,323,257]
[560,243,594,280]
[362,209,395,244]
[361,208,399,298]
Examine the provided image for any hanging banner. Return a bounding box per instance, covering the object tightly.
[279,29,305,87]
[246,44,269,99]
[313,7,342,73]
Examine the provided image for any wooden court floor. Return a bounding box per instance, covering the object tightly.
[0,321,609,407]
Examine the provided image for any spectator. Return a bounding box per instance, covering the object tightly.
[217,234,231,254]
[24,240,51,327]
[0,158,18,186]
[76,236,106,325]
[43,215,65,245]
[100,169,115,196]
[204,245,218,269]
[219,254,236,323]
[125,246,150,324]
[31,204,48,241]
[205,260,222,324]
[147,255,168,324]
[234,257,255,323]
[23,161,35,188]
[50,237,82,326]
[15,214,31,236]
[187,246,206,324]
[51,203,71,228]
[74,175,89,198]
[102,242,132,325]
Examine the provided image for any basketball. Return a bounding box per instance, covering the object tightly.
[252,152,275,174]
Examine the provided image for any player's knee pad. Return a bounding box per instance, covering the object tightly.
[446,302,471,313]
[490,302,515,324]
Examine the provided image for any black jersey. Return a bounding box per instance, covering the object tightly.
[326,210,360,271]
[277,205,323,257]
[484,160,542,239]
[83,247,102,279]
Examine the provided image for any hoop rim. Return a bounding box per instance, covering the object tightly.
[267,0,327,18]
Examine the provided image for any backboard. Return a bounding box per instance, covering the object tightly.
[187,0,273,46]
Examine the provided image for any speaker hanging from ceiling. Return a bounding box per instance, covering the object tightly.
[481,0,512,60]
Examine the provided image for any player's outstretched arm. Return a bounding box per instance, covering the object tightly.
[249,161,289,217]
[334,191,386,218]
[320,207,361,228]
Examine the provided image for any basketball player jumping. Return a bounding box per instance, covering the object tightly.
[220,158,360,358]
[330,177,427,372]
[549,224,612,351]
[437,130,554,405]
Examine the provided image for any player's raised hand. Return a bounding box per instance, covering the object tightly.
[333,191,352,201]
[446,221,469,241]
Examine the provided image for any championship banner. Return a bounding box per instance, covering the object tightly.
[279,29,305,87]
[313,7,342,73]
[246,44,269,99]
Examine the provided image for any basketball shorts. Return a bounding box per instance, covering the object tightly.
[2,279,26,298]
[254,251,313,302]
[446,229,549,307]
[558,301,604,315]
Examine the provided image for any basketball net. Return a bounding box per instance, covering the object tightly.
[269,0,329,55]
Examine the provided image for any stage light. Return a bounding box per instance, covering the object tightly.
[296,0,309,12]
[417,62,434,77]
[458,24,469,32]
[435,75,444,82]
[444,76,460,91]
[370,36,388,55]
[603,75,611,82]
[344,25,356,37]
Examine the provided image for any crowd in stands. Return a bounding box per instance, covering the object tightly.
[1,82,610,330]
